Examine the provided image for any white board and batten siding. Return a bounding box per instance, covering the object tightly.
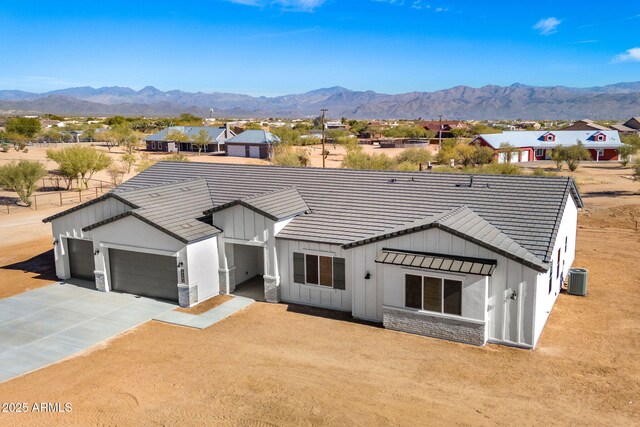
[51,197,133,279]
[532,195,578,346]
[348,227,542,347]
[212,205,280,285]
[277,240,352,312]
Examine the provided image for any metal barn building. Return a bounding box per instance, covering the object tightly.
[44,163,581,348]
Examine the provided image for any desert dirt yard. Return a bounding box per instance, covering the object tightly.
[0,150,639,425]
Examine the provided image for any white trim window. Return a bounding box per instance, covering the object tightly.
[535,148,544,157]
[405,274,462,316]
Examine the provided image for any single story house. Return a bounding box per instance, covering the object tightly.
[418,120,469,139]
[44,163,581,348]
[611,117,640,135]
[225,130,281,159]
[144,126,235,153]
[562,119,611,132]
[472,130,623,163]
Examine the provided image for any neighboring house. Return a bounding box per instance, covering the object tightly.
[611,117,640,135]
[225,130,281,159]
[40,119,65,129]
[562,119,611,131]
[144,126,235,153]
[473,130,623,163]
[43,163,581,349]
[325,121,349,130]
[418,120,469,138]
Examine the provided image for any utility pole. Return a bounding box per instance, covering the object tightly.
[438,114,443,148]
[321,108,328,168]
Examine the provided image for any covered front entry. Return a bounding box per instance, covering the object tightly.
[108,248,179,302]
[67,238,95,280]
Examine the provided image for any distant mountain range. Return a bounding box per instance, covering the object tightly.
[1,82,640,120]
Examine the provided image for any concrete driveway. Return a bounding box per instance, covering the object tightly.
[0,281,175,384]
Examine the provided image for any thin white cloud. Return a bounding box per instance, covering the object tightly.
[613,47,640,63]
[225,0,326,12]
[533,17,561,35]
[374,0,453,12]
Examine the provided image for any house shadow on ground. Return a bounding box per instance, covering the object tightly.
[582,190,639,198]
[285,303,382,328]
[1,249,57,282]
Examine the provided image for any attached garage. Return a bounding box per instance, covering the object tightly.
[226,145,245,157]
[108,248,179,302]
[67,238,95,280]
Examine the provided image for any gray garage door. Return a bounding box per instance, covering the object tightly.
[108,249,178,302]
[67,238,95,280]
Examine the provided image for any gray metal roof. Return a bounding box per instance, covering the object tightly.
[206,186,310,221]
[116,162,582,265]
[84,178,220,243]
[478,130,622,149]
[143,126,228,142]
[225,130,281,145]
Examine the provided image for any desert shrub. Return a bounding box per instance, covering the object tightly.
[532,167,556,176]
[634,160,640,181]
[550,145,565,170]
[120,153,137,174]
[272,146,310,167]
[564,143,591,171]
[394,161,419,171]
[479,163,522,175]
[136,154,158,173]
[1,143,9,152]
[162,153,190,162]
[107,165,126,186]
[620,135,640,166]
[436,142,494,167]
[0,160,47,206]
[395,147,432,165]
[342,150,394,170]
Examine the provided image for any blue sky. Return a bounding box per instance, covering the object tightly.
[0,0,639,95]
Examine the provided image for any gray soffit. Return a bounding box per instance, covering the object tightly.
[106,162,582,264]
[376,248,498,276]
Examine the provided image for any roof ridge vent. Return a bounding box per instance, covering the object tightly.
[388,178,397,183]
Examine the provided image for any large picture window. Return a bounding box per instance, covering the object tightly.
[405,274,462,316]
[293,252,346,290]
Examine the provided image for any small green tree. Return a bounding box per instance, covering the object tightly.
[191,129,212,155]
[619,135,640,166]
[550,145,565,170]
[47,146,113,189]
[95,130,119,151]
[472,144,495,165]
[5,117,41,138]
[499,142,519,164]
[0,160,47,206]
[136,154,158,173]
[120,153,137,174]
[564,142,591,172]
[106,165,126,186]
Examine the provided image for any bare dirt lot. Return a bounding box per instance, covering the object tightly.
[0,160,638,426]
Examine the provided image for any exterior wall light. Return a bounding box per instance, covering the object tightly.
[177,261,184,268]
[364,272,371,280]
[94,249,100,256]
[53,239,59,245]
[510,290,518,300]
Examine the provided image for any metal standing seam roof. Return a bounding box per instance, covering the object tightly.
[113,162,582,266]
[205,186,310,221]
[225,130,281,145]
[84,178,221,243]
[477,130,623,149]
[143,126,228,142]
[375,248,498,276]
